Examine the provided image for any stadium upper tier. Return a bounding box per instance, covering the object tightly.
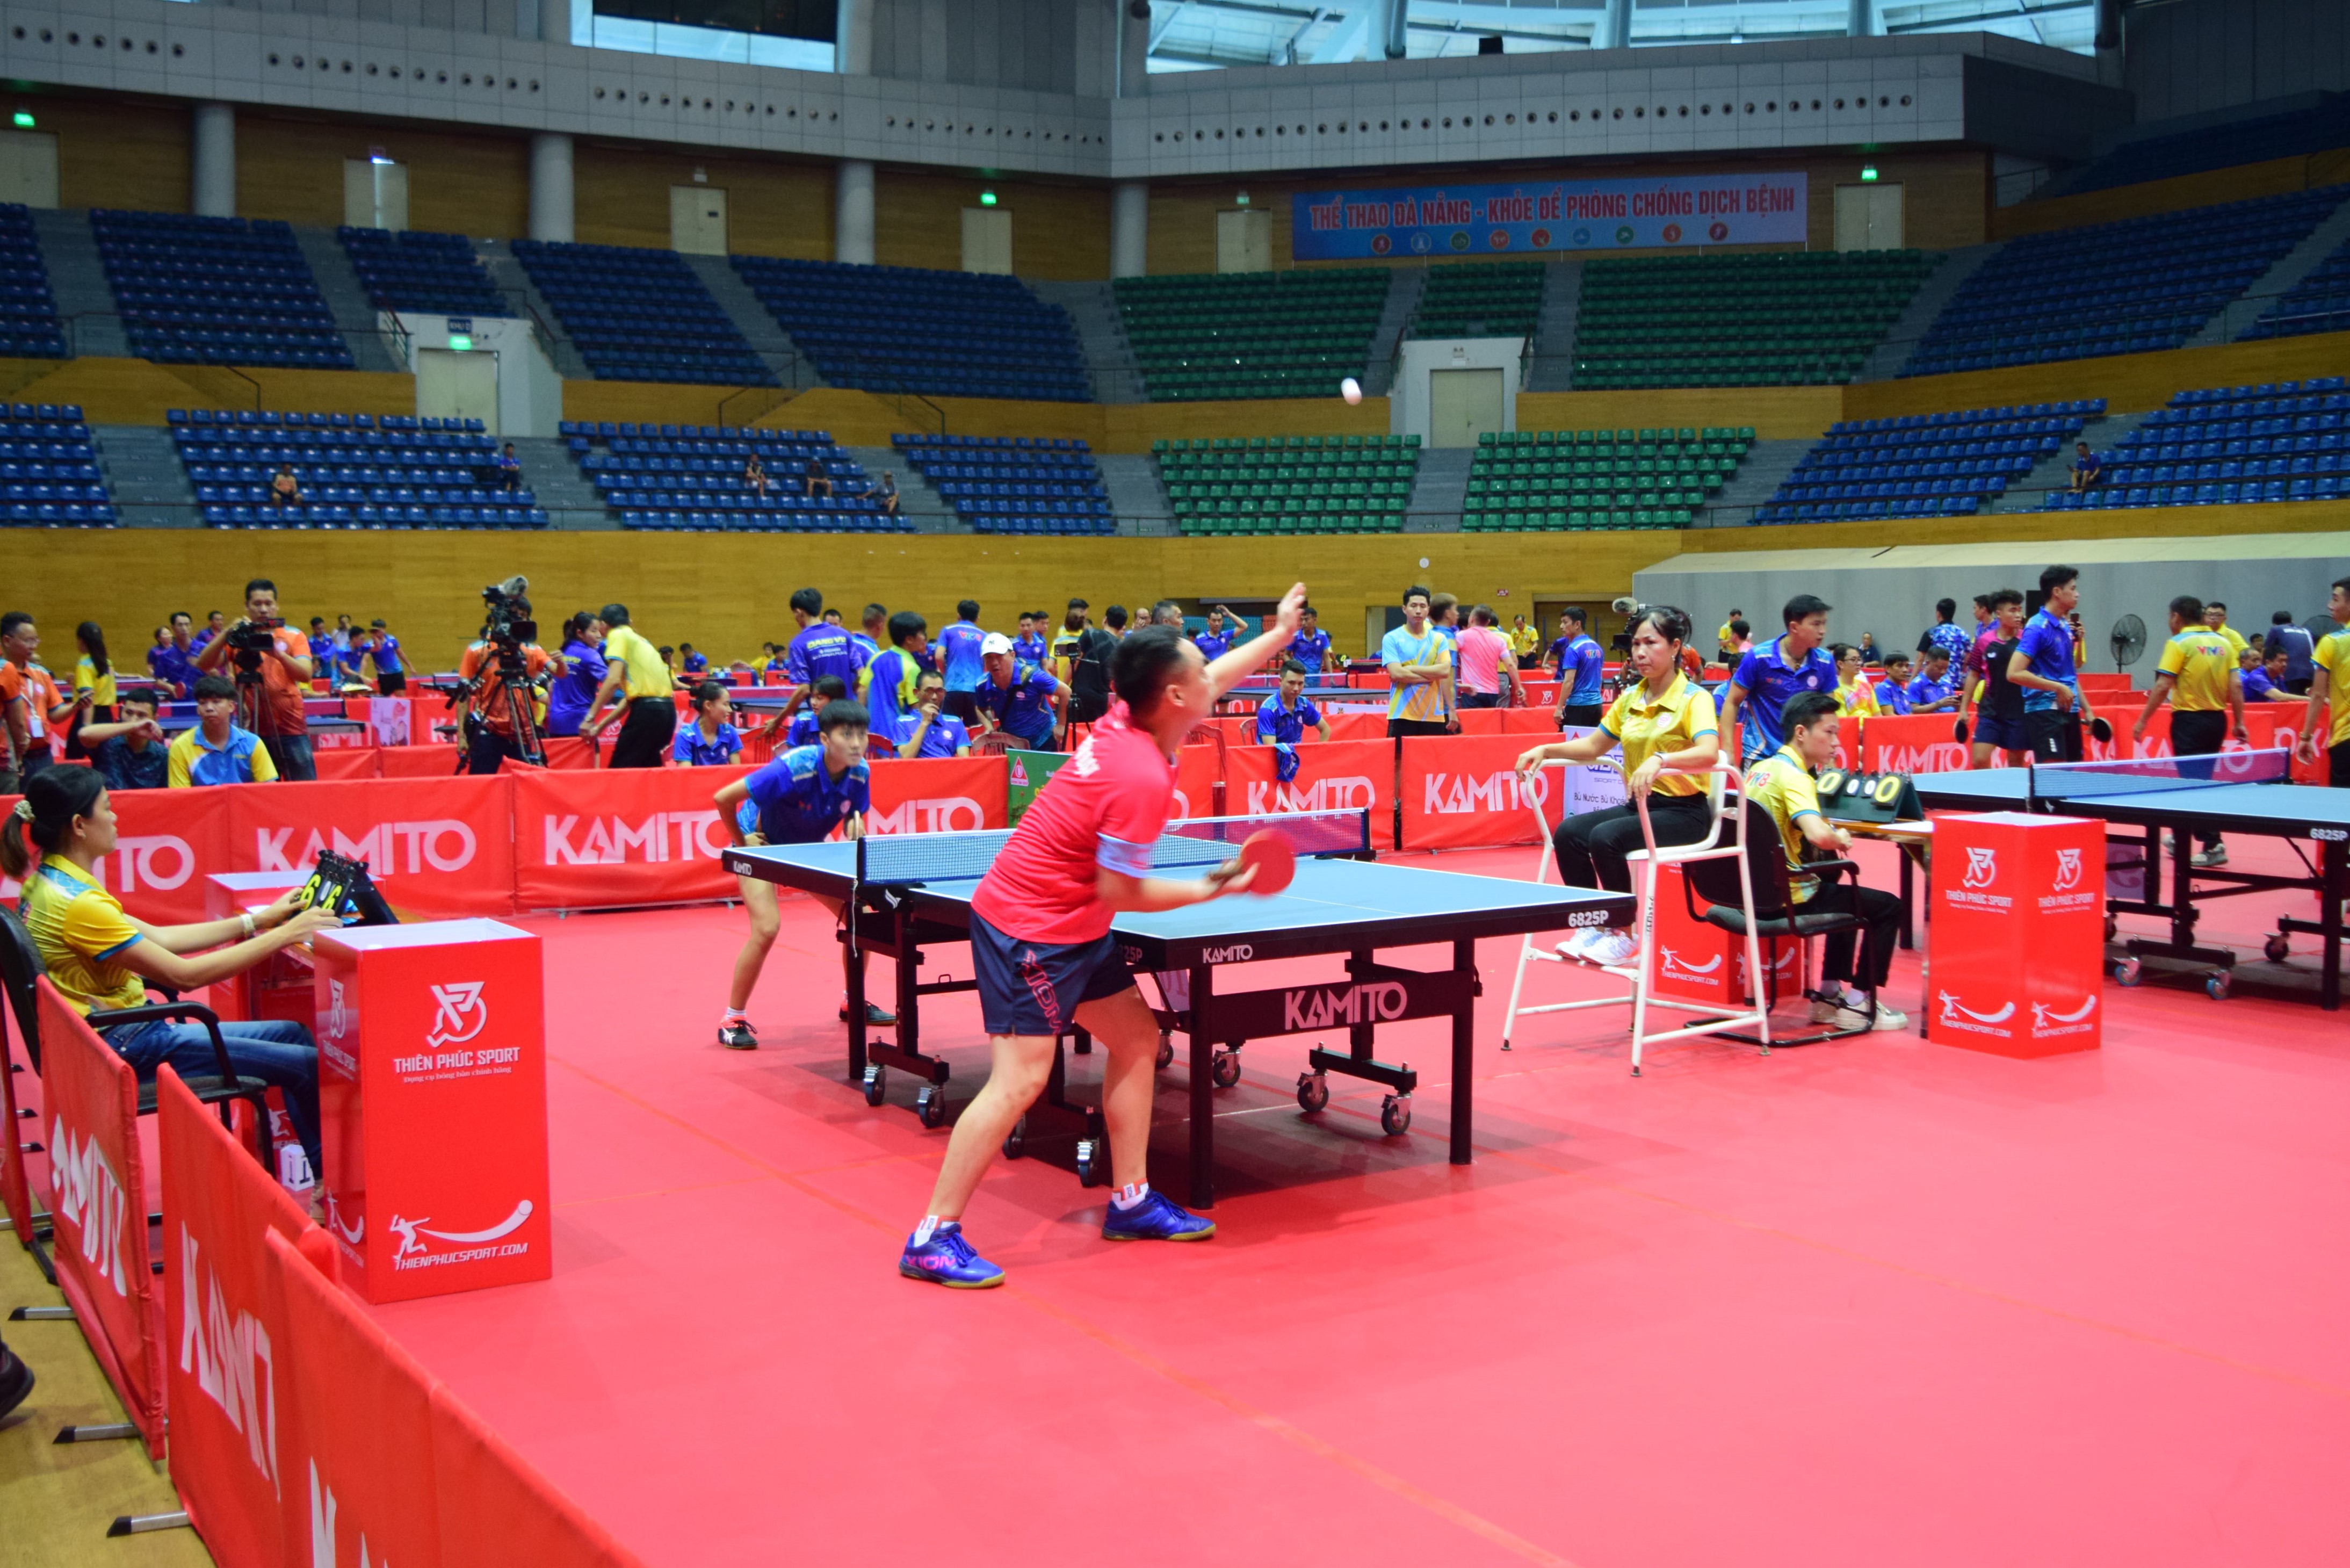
[2041,378,2350,514]
[1900,188,2346,378]
[2239,232,2350,343]
[2052,98,2350,198]
[1116,271,1390,401]
[0,204,66,359]
[891,432,1112,537]
[514,240,773,386]
[1154,433,1419,534]
[731,258,1089,402]
[1570,251,1939,389]
[562,422,909,534]
[172,408,543,531]
[337,228,508,320]
[1408,263,1545,341]
[1464,427,1753,532]
[0,403,114,528]
[1759,401,2102,524]
[92,210,352,370]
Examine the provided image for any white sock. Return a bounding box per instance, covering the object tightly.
[1112,1181,1151,1211]
[913,1215,948,1245]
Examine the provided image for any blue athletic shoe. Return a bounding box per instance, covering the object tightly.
[1100,1190,1216,1242]
[898,1223,1004,1288]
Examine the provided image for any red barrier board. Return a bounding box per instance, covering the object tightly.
[511,764,753,911]
[863,755,1010,837]
[1223,739,1393,848]
[313,748,379,782]
[1398,734,1560,851]
[430,1383,650,1568]
[0,983,40,1265]
[234,776,518,919]
[314,921,551,1303]
[0,783,235,927]
[263,1227,446,1568]
[1172,741,1222,820]
[160,1067,314,1568]
[379,745,464,778]
[1927,812,2104,1057]
[38,977,167,1455]
[1857,713,1973,775]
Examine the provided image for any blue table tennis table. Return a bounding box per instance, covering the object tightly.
[1913,753,2348,1008]
[724,811,1634,1206]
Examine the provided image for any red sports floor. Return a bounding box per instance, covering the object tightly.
[366,838,2350,1567]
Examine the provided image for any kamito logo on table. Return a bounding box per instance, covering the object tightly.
[1282,980,1408,1031]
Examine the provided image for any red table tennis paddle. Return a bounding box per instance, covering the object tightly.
[1235,831,1296,895]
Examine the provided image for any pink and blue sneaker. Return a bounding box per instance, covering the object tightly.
[1100,1189,1217,1242]
[898,1222,1004,1288]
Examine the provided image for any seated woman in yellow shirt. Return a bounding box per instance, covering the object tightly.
[1514,605,1719,970]
[2,767,346,1181]
[1744,690,1907,1032]
[1830,641,1879,718]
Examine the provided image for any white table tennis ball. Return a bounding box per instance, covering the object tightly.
[1340,377,1363,406]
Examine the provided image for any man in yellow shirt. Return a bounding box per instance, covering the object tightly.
[1507,615,1542,662]
[2201,601,2248,659]
[1744,691,1906,1031]
[2296,574,2350,787]
[167,675,281,786]
[582,602,678,768]
[2136,595,2247,867]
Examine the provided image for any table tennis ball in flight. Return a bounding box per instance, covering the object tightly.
[1340,376,1363,406]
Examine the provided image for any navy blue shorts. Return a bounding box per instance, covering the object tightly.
[1972,713,2025,752]
[970,914,1135,1037]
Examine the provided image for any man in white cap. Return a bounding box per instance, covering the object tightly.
[973,631,1070,750]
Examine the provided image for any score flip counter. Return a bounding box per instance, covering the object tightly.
[312,920,552,1303]
[1924,812,2105,1058]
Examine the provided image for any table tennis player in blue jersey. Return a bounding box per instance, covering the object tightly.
[1191,605,1235,663]
[857,611,930,742]
[1256,660,1329,781]
[892,669,972,758]
[973,632,1067,749]
[766,587,865,741]
[1719,593,1838,763]
[784,676,847,749]
[934,599,987,724]
[1287,605,1333,674]
[2011,564,2097,763]
[1546,606,1607,729]
[712,698,891,1052]
[1013,612,1050,666]
[899,584,1309,1289]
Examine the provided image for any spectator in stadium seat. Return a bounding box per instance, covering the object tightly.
[269,463,303,508]
[583,603,678,768]
[804,454,834,500]
[744,452,769,498]
[2068,442,2103,494]
[673,682,744,766]
[876,471,900,517]
[169,675,277,786]
[81,689,169,791]
[497,443,522,494]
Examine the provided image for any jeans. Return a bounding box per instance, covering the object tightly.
[100,1017,321,1167]
[264,732,317,781]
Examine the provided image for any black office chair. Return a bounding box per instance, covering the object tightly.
[1680,797,1879,1044]
[0,905,274,1148]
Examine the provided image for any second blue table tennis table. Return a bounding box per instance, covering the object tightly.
[1913,752,2348,1008]
[724,811,1635,1205]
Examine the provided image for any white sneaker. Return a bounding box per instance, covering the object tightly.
[2193,844,2228,868]
[1587,929,1641,970]
[1835,997,1910,1032]
[1554,929,1599,963]
[1810,989,1853,1024]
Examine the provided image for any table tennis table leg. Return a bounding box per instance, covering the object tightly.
[1188,963,1214,1210]
[1450,938,1474,1168]
[2325,840,2344,1011]
[844,917,868,1084]
[1897,847,1914,950]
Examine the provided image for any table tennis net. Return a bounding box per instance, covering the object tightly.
[2027,746,2293,804]
[852,810,1371,886]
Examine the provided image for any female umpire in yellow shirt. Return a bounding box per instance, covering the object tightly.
[1514,604,1720,971]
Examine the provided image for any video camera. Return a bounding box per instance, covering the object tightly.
[225,615,281,673]
[481,575,537,647]
[1607,595,1648,655]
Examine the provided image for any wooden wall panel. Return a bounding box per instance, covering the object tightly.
[237,115,533,238]
[37,92,191,215]
[0,356,414,421]
[574,142,834,257]
[1843,326,2350,420]
[1990,153,2325,241]
[873,170,1109,279]
[1516,387,1841,442]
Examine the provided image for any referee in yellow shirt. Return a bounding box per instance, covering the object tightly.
[583,602,679,768]
[2134,594,2246,867]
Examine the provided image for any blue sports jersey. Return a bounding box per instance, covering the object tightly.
[784,709,822,748]
[849,631,880,669]
[1013,632,1049,664]
[896,710,971,758]
[860,646,923,739]
[1287,628,1333,674]
[1193,630,1234,663]
[937,622,987,692]
[975,659,1060,743]
[1877,680,1912,716]
[1554,634,1605,706]
[1729,635,1839,752]
[1255,692,1322,745]
[367,634,403,674]
[682,651,707,674]
[2241,664,2279,701]
[743,745,870,844]
[1921,622,1972,666]
[1906,674,1956,710]
[671,720,741,765]
[784,624,862,688]
[150,641,201,693]
[2015,608,2078,713]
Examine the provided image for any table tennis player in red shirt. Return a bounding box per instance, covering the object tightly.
[900,582,1310,1288]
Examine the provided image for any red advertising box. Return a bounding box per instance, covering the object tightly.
[204,871,309,1023]
[1926,812,2104,1058]
[1647,863,1799,1008]
[313,920,551,1303]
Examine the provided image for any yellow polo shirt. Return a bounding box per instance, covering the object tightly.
[2158,627,2237,712]
[2206,621,2248,658]
[1834,677,1879,718]
[18,858,149,1015]
[603,623,672,700]
[2315,627,2350,746]
[1743,743,1826,904]
[1597,672,1717,798]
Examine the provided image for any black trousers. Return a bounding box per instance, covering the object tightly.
[1552,793,1713,894]
[2330,739,2350,789]
[1557,703,1604,730]
[1459,691,1502,709]
[611,696,677,769]
[376,670,407,695]
[466,728,527,775]
[1810,883,1904,991]
[942,691,980,724]
[2171,709,2228,847]
[1387,718,1451,738]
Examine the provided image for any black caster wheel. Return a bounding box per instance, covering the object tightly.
[2265,934,2291,964]
[861,1065,886,1106]
[2206,970,2231,1001]
[2103,915,2117,942]
[1156,1032,1174,1070]
[2112,957,2142,987]
[1210,1050,1242,1089]
[1002,1115,1026,1160]
[1075,1137,1107,1188]
[1379,1095,1412,1136]
[916,1084,948,1129]
[1296,1071,1329,1114]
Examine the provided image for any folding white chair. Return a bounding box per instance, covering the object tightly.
[1499,759,1774,1074]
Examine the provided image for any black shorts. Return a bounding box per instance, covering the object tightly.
[941,690,979,724]
[376,670,407,694]
[1557,703,1604,730]
[2024,708,2081,763]
[970,913,1134,1036]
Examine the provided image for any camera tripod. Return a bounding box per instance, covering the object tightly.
[452,641,548,770]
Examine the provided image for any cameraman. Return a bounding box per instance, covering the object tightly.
[582,602,677,768]
[194,578,317,781]
[457,593,552,774]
